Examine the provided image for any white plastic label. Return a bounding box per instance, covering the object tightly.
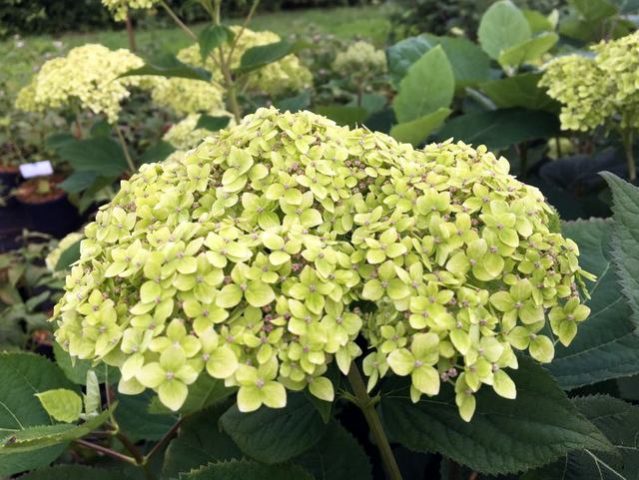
[19,161,53,179]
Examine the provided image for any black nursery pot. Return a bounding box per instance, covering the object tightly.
[15,177,83,238]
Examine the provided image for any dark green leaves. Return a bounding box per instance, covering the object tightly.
[379,356,612,475]
[480,73,558,112]
[295,423,372,480]
[220,393,328,464]
[17,465,124,480]
[120,55,211,81]
[548,219,639,389]
[162,407,241,478]
[314,106,369,127]
[198,25,233,60]
[58,137,129,177]
[54,240,81,271]
[180,460,314,480]
[435,108,560,150]
[0,353,79,476]
[524,396,639,480]
[195,115,232,132]
[236,41,294,75]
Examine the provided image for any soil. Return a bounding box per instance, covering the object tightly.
[0,165,19,174]
[15,174,66,205]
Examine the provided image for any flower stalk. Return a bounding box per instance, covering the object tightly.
[347,363,403,480]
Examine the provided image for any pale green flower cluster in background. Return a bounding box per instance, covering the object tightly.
[46,232,84,272]
[151,78,226,117]
[178,26,312,97]
[163,111,235,150]
[53,108,591,420]
[540,31,639,132]
[332,40,387,83]
[102,0,160,21]
[15,44,149,123]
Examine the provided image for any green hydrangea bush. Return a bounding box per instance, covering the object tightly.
[53,107,591,422]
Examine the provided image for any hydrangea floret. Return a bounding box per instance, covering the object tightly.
[177,26,312,97]
[15,44,149,123]
[102,0,160,21]
[52,108,591,421]
[163,111,235,150]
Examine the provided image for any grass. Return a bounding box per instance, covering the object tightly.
[0,5,391,101]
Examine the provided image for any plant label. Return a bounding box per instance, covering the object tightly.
[19,160,54,179]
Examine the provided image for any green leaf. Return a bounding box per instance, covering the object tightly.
[195,115,231,132]
[314,106,368,127]
[524,395,639,480]
[480,73,558,112]
[46,132,76,151]
[180,459,314,480]
[390,108,451,146]
[54,240,81,272]
[478,0,532,60]
[198,25,233,60]
[523,9,556,33]
[139,141,175,165]
[180,374,235,415]
[498,32,559,69]
[17,465,125,480]
[58,171,100,194]
[220,392,328,464]
[275,90,312,113]
[421,34,493,89]
[35,389,83,423]
[53,342,120,385]
[235,41,295,75]
[393,46,454,123]
[379,356,612,475]
[58,137,129,176]
[435,108,559,150]
[387,35,438,86]
[570,0,617,20]
[0,408,112,453]
[162,407,241,478]
[120,55,211,82]
[294,422,372,480]
[115,390,177,442]
[548,219,639,389]
[388,34,492,90]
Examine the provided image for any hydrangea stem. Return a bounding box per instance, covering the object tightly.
[115,124,136,173]
[347,364,403,480]
[622,129,636,182]
[159,0,197,41]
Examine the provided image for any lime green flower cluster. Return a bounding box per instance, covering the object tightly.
[46,232,84,272]
[163,112,235,150]
[102,0,160,21]
[52,108,591,419]
[333,40,387,83]
[151,78,226,116]
[178,26,312,97]
[15,44,148,123]
[540,32,639,132]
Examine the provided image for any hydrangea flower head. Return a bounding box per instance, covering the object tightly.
[178,26,312,97]
[15,44,148,123]
[540,31,639,132]
[53,108,591,420]
[102,0,160,21]
[151,78,226,116]
[333,40,387,82]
